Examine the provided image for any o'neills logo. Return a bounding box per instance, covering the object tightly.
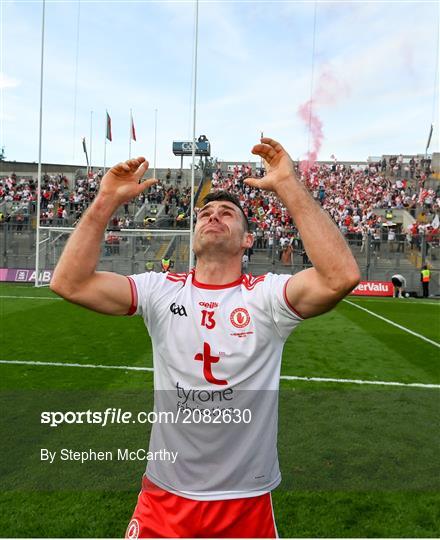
[199,301,219,308]
[230,307,251,328]
[351,281,393,297]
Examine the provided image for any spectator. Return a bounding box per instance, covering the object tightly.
[242,252,249,272]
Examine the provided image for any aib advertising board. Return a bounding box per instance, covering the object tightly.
[0,268,53,283]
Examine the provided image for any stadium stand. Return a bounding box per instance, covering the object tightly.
[1,154,439,295]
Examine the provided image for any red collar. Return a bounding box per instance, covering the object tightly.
[191,270,244,290]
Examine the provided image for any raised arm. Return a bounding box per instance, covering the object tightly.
[50,157,157,315]
[245,138,360,319]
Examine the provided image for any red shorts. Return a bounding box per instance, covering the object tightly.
[125,477,278,538]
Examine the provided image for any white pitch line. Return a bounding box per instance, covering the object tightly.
[0,359,438,389]
[344,299,440,348]
[0,295,62,300]
[349,299,439,306]
[279,374,439,389]
[0,359,154,372]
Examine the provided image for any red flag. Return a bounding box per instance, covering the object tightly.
[426,124,433,151]
[131,114,136,141]
[106,111,112,142]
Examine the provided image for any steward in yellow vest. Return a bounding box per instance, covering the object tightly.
[420,265,431,298]
[161,258,171,272]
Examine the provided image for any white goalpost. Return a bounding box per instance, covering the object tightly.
[36,226,191,282]
[34,0,200,286]
[34,0,46,287]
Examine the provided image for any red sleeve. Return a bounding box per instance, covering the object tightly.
[283,279,305,320]
[126,276,138,316]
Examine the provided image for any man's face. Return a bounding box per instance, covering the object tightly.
[193,201,252,257]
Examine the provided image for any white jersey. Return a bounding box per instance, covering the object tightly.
[391,274,406,287]
[128,270,303,500]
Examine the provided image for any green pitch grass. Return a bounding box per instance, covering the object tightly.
[0,283,439,537]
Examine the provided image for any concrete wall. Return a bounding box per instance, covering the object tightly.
[431,152,439,173]
[218,160,368,174]
[372,208,416,230]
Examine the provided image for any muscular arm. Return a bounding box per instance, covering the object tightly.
[50,157,157,315]
[246,138,360,319]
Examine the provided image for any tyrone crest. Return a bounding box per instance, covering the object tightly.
[230,307,251,329]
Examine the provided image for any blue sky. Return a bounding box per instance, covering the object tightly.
[1,0,439,169]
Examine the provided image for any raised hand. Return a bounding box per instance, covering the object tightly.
[98,157,158,205]
[244,137,297,194]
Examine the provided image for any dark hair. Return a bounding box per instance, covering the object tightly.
[202,191,249,231]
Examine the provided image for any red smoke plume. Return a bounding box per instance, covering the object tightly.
[297,69,349,172]
[298,99,323,173]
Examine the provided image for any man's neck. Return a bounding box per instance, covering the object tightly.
[194,258,243,286]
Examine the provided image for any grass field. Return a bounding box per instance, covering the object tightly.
[0,282,439,538]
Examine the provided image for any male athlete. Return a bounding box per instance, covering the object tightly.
[391,273,407,298]
[51,138,360,538]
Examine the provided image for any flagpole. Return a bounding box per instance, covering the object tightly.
[188,0,199,271]
[72,0,80,163]
[153,108,158,179]
[103,111,107,174]
[35,0,46,288]
[129,109,132,159]
[103,140,107,174]
[89,110,93,173]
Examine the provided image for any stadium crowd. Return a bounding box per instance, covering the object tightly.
[210,160,439,255]
[0,170,99,226]
[1,157,439,252]
[0,165,197,231]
